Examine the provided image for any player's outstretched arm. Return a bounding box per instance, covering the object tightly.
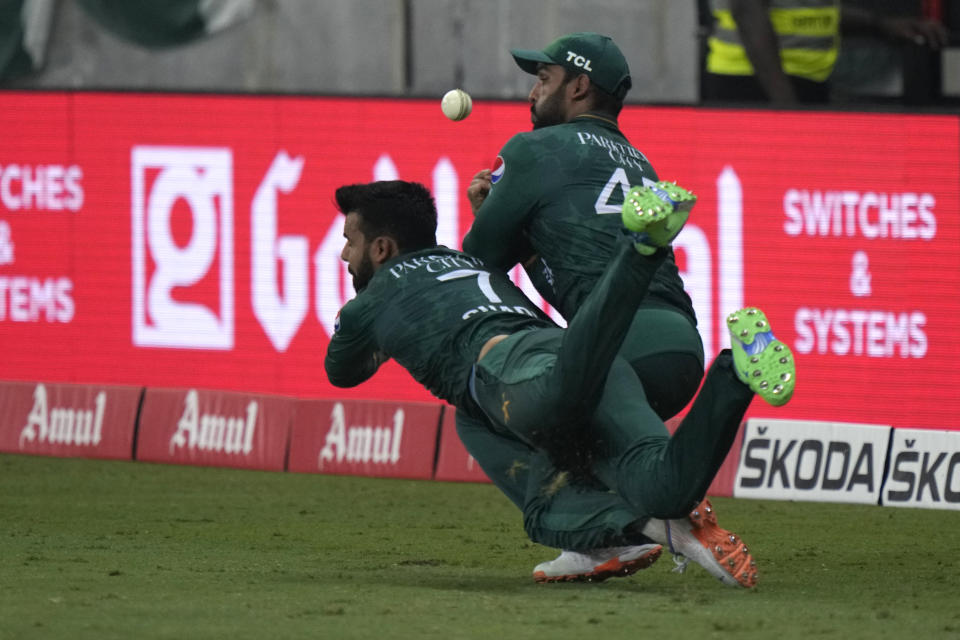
[324,299,385,388]
[462,138,539,270]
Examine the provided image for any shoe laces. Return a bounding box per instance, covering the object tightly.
[671,554,690,574]
[664,520,690,574]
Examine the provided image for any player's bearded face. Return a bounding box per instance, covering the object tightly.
[350,251,375,291]
[530,66,570,129]
[341,212,376,291]
[531,83,568,129]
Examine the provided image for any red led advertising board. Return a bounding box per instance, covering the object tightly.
[1,92,957,430]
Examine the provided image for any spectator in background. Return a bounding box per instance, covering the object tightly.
[702,0,949,104]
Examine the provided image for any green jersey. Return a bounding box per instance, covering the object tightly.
[463,113,695,324]
[325,247,552,408]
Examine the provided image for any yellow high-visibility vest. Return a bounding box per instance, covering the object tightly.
[707,0,839,82]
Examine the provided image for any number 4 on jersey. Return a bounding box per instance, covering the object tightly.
[595,168,656,214]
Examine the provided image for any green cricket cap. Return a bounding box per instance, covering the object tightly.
[510,32,632,100]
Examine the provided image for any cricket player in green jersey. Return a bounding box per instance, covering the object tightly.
[461,32,713,581]
[463,32,702,423]
[325,180,796,588]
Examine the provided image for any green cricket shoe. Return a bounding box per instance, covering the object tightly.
[622,181,696,255]
[727,307,795,406]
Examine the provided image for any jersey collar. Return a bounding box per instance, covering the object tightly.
[572,112,620,130]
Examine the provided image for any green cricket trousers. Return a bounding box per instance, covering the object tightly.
[458,240,754,551]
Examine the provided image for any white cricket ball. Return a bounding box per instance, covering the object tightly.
[441,89,472,121]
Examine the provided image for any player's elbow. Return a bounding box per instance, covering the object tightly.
[324,358,361,388]
[326,375,356,389]
[462,232,508,270]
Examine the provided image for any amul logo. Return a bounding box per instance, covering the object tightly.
[19,384,106,448]
[169,389,258,455]
[318,402,404,469]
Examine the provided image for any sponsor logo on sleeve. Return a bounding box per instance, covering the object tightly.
[490,156,505,184]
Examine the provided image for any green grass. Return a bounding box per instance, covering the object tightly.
[2,453,959,640]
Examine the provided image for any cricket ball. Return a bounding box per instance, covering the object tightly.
[441,89,472,121]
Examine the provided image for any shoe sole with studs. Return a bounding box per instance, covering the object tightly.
[683,499,757,588]
[622,181,696,250]
[727,306,795,406]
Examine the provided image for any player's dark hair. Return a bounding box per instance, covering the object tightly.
[334,180,438,253]
[562,67,624,117]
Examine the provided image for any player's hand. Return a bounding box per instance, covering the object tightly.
[467,169,492,215]
[879,16,949,49]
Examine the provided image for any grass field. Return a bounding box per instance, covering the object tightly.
[3,453,959,640]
